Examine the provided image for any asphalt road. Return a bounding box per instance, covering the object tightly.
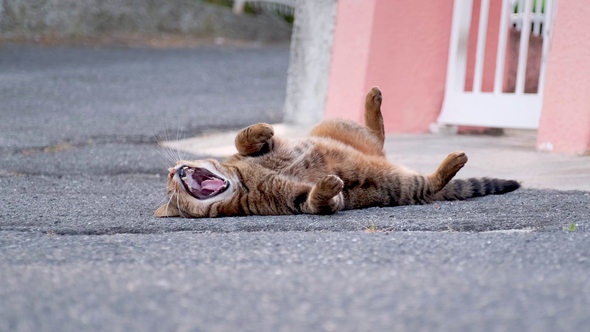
[1,44,590,332]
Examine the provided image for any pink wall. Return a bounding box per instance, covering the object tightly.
[326,0,454,133]
[324,0,377,123]
[537,0,590,155]
[327,0,590,154]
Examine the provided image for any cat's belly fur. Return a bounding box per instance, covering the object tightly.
[253,137,354,180]
[249,137,409,209]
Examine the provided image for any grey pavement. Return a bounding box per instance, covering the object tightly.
[0,44,287,150]
[1,44,590,332]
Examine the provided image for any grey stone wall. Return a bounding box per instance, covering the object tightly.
[283,0,337,126]
[0,0,292,42]
[0,0,4,34]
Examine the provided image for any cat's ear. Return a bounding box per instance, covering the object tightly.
[154,204,181,218]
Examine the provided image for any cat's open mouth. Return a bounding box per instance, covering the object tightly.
[177,166,229,200]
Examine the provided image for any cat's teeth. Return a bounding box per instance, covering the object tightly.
[181,177,187,181]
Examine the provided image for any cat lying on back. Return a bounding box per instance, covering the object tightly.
[155,87,519,218]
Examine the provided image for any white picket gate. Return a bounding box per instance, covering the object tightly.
[437,0,557,129]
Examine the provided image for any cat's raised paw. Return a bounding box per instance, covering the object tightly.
[429,151,469,191]
[248,123,274,143]
[448,151,468,167]
[440,151,468,178]
[235,123,276,156]
[366,87,382,110]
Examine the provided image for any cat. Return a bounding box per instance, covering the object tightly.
[155,87,519,218]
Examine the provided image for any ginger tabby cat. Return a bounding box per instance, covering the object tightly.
[155,87,519,218]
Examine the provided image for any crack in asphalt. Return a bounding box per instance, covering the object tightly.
[1,124,252,156]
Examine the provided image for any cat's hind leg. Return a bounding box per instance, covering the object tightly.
[428,151,469,192]
[396,151,468,205]
[235,123,276,156]
[310,87,386,157]
[364,86,385,148]
[310,120,386,157]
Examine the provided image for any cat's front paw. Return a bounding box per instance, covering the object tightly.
[236,123,275,155]
[248,123,274,144]
[314,175,344,200]
[305,175,344,214]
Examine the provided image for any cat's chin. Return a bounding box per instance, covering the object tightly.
[176,165,230,200]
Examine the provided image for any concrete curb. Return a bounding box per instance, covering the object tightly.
[162,124,311,158]
[163,125,590,191]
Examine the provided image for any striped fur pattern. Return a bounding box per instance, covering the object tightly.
[155,87,519,218]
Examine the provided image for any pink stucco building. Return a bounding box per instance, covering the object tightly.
[323,0,590,155]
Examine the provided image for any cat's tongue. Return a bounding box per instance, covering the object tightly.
[202,178,225,191]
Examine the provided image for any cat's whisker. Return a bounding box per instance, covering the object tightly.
[177,144,186,163]
[175,122,182,162]
[162,145,178,163]
[158,136,181,164]
[155,141,168,160]
[154,188,173,208]
[154,129,180,169]
[156,146,177,170]
[163,190,175,218]
[175,144,183,164]
[164,123,178,158]
[176,190,186,218]
[152,136,177,184]
[174,121,188,163]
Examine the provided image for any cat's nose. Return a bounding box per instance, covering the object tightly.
[177,167,186,178]
[168,167,176,175]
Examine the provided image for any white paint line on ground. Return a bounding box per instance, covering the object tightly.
[479,228,535,234]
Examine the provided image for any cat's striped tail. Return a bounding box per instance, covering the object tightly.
[433,177,520,201]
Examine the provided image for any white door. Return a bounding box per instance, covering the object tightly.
[438,0,557,129]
